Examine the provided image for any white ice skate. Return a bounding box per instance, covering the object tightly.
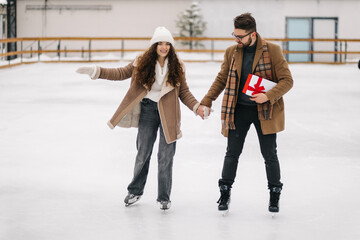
[158,200,171,211]
[124,194,141,206]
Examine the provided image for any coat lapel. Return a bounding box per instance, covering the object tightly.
[234,47,243,77]
[159,74,175,98]
[252,34,264,73]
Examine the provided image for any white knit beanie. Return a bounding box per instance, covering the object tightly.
[150,26,175,46]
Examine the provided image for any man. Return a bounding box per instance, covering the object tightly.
[197,13,293,213]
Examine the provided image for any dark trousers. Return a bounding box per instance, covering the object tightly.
[219,104,283,189]
[127,98,176,202]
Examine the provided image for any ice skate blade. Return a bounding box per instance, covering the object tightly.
[125,201,140,207]
[161,209,170,214]
[160,206,170,211]
[270,212,278,218]
[125,203,137,207]
[219,209,229,217]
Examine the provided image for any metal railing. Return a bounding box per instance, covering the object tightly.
[1,37,360,69]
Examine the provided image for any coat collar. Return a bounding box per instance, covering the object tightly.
[140,76,174,99]
[133,55,177,98]
[252,33,265,72]
[159,74,175,98]
[234,33,265,74]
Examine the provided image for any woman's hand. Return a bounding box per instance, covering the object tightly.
[76,65,98,79]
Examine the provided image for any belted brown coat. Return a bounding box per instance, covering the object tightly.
[95,60,200,144]
[200,34,293,136]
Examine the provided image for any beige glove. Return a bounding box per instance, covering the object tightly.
[76,65,99,79]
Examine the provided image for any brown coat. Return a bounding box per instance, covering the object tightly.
[96,60,199,144]
[200,34,293,136]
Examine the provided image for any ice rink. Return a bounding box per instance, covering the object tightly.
[1,61,360,240]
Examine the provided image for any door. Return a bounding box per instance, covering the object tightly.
[286,18,311,62]
[0,15,3,39]
[0,14,4,58]
[313,18,338,62]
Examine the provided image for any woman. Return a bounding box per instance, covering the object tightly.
[76,27,200,210]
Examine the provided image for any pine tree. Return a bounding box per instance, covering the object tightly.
[176,2,207,49]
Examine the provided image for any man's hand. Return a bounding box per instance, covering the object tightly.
[250,93,269,104]
[197,105,212,120]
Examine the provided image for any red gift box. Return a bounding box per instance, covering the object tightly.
[242,74,277,96]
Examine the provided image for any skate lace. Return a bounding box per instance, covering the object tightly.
[217,193,229,204]
[270,192,280,205]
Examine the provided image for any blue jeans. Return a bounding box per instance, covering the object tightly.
[127,98,176,202]
[219,104,283,189]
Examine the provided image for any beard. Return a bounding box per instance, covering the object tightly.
[237,37,252,49]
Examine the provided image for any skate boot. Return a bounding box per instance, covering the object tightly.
[124,193,141,206]
[158,200,171,210]
[217,185,231,212]
[268,187,281,213]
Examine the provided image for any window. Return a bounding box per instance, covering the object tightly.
[286,17,338,62]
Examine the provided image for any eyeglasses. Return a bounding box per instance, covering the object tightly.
[232,32,253,41]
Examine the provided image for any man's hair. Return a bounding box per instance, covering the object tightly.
[233,13,257,32]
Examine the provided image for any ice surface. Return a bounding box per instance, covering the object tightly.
[1,62,360,240]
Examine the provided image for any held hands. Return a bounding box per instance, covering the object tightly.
[75,65,97,79]
[197,105,213,120]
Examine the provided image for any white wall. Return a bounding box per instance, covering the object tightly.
[17,0,360,38]
[14,0,360,61]
[17,0,192,38]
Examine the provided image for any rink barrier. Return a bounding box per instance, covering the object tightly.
[1,37,360,69]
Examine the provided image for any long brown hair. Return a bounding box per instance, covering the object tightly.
[134,43,184,90]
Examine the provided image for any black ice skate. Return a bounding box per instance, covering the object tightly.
[268,187,281,213]
[124,193,141,206]
[217,185,231,214]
